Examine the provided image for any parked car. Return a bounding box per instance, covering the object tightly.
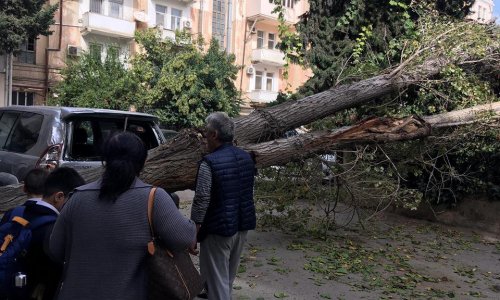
[0,106,166,181]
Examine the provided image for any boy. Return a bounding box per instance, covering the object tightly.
[0,167,85,300]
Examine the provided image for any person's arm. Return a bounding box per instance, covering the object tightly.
[152,188,196,251]
[48,199,73,263]
[190,161,212,226]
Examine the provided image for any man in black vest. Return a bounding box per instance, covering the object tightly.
[190,112,256,300]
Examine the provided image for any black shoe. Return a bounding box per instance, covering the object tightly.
[197,292,208,299]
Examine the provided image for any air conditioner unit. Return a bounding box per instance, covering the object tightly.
[67,45,82,57]
[246,66,255,75]
[183,20,192,29]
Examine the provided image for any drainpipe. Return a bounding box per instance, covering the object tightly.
[44,0,63,101]
[238,18,249,94]
[225,0,232,52]
[198,0,204,36]
[7,54,12,105]
[4,54,12,106]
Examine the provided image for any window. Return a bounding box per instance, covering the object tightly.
[255,71,263,90]
[156,4,167,27]
[212,0,226,46]
[266,73,274,91]
[90,0,103,14]
[89,43,103,61]
[5,112,43,153]
[18,38,35,64]
[268,33,275,49]
[108,0,123,18]
[0,113,19,149]
[257,31,264,49]
[171,8,182,30]
[11,91,34,106]
[282,0,294,8]
[107,46,120,61]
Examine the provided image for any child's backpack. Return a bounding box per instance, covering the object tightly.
[0,205,57,298]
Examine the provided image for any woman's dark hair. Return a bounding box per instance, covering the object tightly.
[99,132,147,201]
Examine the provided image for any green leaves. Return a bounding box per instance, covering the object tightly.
[0,0,58,54]
[50,29,240,129]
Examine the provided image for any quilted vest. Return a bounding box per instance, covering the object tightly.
[200,143,256,238]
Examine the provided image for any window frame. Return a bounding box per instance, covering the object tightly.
[108,0,124,19]
[11,91,34,106]
[268,33,276,49]
[255,71,263,90]
[257,31,264,49]
[170,8,182,31]
[156,4,167,27]
[18,38,36,64]
[265,72,274,91]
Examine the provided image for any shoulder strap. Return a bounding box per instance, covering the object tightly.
[10,206,26,219]
[147,187,157,255]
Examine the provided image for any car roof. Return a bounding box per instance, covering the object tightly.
[0,106,158,120]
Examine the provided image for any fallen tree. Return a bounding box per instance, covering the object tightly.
[1,101,498,212]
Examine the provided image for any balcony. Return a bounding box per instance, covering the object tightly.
[251,48,285,67]
[81,12,135,39]
[246,0,301,25]
[248,90,278,104]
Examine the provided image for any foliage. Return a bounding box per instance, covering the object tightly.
[267,0,499,205]
[51,29,241,129]
[132,29,241,129]
[49,47,141,110]
[0,0,58,54]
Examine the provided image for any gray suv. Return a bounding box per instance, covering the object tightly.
[0,106,165,181]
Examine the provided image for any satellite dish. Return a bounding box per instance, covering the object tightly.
[134,11,148,23]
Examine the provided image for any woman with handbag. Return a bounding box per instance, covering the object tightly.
[49,132,197,300]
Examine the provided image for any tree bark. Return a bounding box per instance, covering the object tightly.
[233,57,448,144]
[1,101,498,213]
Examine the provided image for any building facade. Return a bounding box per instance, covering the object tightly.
[0,0,311,113]
[468,0,495,23]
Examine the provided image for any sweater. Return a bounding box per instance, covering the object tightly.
[49,178,196,300]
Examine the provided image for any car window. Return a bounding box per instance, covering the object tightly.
[69,117,159,161]
[3,112,43,153]
[0,112,19,149]
[127,120,159,150]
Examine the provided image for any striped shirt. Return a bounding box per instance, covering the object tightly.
[190,161,212,224]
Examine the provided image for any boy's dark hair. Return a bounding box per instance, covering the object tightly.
[24,168,49,195]
[43,167,86,198]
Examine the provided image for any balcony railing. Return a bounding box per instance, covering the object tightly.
[81,11,135,39]
[246,0,301,24]
[251,48,285,67]
[248,90,278,104]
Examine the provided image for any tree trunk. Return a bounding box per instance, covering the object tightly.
[1,102,498,213]
[234,57,448,144]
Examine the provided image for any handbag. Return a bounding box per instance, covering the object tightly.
[146,187,204,300]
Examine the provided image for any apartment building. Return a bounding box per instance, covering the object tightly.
[468,0,495,23]
[0,0,311,113]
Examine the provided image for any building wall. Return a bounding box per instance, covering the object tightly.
[469,0,495,23]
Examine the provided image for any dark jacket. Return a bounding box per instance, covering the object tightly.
[1,200,61,300]
[199,143,256,239]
